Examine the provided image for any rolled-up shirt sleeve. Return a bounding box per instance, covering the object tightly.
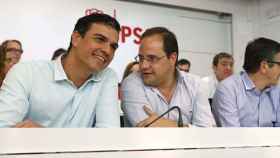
[121,73,151,126]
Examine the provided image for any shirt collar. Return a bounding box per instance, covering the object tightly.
[89,71,103,82]
[146,69,181,103]
[241,71,256,90]
[241,71,272,92]
[53,55,67,81]
[53,55,102,82]
[176,68,185,82]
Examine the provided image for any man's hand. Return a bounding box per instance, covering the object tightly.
[136,106,178,127]
[14,119,43,128]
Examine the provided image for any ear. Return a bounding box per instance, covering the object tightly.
[259,60,269,74]
[212,65,218,72]
[169,52,177,65]
[71,31,82,48]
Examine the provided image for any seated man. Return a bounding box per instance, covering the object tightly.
[213,37,280,127]
[177,58,191,73]
[0,13,121,127]
[202,52,234,99]
[121,27,214,127]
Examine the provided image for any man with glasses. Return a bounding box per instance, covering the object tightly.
[121,27,214,127]
[213,37,280,127]
[0,13,120,127]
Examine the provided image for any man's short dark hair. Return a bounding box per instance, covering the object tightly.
[51,48,67,60]
[141,27,179,63]
[68,13,121,51]
[177,59,190,67]
[212,52,233,66]
[243,37,280,74]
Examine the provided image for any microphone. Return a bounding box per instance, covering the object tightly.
[145,106,183,127]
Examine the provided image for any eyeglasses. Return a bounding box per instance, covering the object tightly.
[267,61,280,66]
[134,54,166,64]
[5,48,23,54]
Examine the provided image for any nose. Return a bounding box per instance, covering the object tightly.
[15,53,21,60]
[103,42,111,52]
[99,42,113,58]
[15,51,22,57]
[225,64,233,71]
[140,59,151,70]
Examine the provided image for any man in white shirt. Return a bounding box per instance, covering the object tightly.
[121,27,214,127]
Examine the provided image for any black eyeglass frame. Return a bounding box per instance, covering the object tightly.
[267,60,280,66]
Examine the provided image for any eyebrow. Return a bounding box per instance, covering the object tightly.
[94,33,119,49]
[94,33,107,38]
[221,61,233,63]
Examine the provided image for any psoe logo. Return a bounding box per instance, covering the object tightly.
[85,8,116,18]
[84,8,143,45]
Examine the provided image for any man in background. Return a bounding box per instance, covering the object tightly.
[213,38,280,127]
[202,52,234,99]
[177,58,191,72]
[1,39,23,75]
[0,39,23,86]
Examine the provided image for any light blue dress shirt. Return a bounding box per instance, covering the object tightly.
[0,57,120,127]
[213,71,280,127]
[121,70,214,127]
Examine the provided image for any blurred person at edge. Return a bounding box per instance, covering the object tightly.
[0,40,23,86]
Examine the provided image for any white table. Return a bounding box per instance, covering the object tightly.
[1,128,280,157]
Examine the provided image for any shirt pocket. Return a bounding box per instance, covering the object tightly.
[180,104,193,124]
